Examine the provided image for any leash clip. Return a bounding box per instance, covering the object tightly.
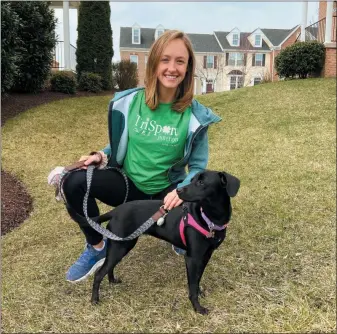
[157,205,169,226]
[206,228,215,238]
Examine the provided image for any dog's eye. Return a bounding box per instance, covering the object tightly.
[197,180,204,186]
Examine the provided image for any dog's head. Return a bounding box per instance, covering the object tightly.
[177,170,240,203]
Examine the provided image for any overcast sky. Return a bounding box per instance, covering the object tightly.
[54,2,319,62]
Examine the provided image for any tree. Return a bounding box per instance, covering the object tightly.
[195,55,225,93]
[2,1,57,93]
[112,60,138,90]
[76,2,113,90]
[1,2,21,94]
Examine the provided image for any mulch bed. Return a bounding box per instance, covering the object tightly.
[1,89,114,236]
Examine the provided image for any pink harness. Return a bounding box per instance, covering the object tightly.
[179,210,229,246]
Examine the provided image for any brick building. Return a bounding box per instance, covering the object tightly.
[119,24,300,94]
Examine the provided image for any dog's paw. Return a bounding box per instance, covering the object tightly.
[91,298,99,305]
[109,277,122,284]
[196,305,209,315]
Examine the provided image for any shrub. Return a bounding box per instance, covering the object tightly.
[261,71,272,84]
[76,2,113,90]
[1,2,21,95]
[9,1,57,93]
[78,72,103,92]
[50,71,77,94]
[275,41,325,79]
[112,60,139,90]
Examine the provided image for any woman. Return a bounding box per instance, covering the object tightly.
[61,30,221,282]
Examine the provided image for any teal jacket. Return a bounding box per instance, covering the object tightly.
[102,87,221,189]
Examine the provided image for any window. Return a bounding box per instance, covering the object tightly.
[130,55,138,67]
[132,28,140,44]
[254,34,261,47]
[230,76,244,90]
[207,55,214,68]
[254,77,261,85]
[255,53,263,66]
[232,33,239,46]
[228,53,244,66]
[157,30,164,38]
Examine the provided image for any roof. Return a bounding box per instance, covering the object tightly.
[261,27,298,46]
[120,27,223,53]
[186,33,222,53]
[120,27,157,49]
[214,31,270,51]
[120,26,299,52]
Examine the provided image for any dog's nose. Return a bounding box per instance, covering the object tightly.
[176,187,183,194]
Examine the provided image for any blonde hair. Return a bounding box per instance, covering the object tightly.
[144,30,195,113]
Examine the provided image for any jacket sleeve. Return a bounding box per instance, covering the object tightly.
[102,144,111,157]
[177,127,209,188]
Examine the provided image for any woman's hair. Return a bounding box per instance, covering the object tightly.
[144,30,196,113]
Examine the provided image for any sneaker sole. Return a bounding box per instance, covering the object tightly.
[66,257,106,283]
[172,245,186,256]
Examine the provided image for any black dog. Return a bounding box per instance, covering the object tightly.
[90,170,240,314]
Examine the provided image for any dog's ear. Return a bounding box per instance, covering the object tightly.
[219,172,240,197]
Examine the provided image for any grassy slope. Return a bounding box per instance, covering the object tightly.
[2,78,336,333]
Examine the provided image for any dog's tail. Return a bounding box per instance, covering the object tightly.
[66,204,114,225]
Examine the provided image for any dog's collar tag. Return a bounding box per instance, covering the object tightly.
[206,229,215,238]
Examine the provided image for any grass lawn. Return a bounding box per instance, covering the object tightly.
[1,78,336,333]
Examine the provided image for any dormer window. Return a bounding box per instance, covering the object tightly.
[254,34,262,47]
[232,33,239,46]
[132,26,141,44]
[155,25,165,40]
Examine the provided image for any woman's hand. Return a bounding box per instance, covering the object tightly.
[78,154,101,169]
[163,189,183,211]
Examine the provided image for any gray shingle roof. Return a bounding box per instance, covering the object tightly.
[120,27,222,53]
[214,31,271,51]
[120,27,156,49]
[261,28,297,46]
[120,26,298,52]
[186,33,222,53]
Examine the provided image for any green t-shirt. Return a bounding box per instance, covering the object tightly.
[123,90,191,195]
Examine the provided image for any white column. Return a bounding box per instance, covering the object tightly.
[202,79,206,94]
[301,2,308,42]
[63,1,70,70]
[325,1,333,43]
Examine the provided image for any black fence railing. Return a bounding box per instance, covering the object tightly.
[52,41,77,71]
[296,17,336,43]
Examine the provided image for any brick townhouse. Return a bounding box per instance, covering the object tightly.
[119,23,300,94]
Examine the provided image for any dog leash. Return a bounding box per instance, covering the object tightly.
[58,163,167,241]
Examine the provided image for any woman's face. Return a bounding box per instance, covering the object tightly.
[156,38,189,93]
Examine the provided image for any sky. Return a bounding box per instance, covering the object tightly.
[54,1,319,62]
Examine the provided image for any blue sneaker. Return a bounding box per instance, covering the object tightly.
[172,245,186,256]
[66,242,106,282]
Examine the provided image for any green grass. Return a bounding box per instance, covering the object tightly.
[2,78,336,333]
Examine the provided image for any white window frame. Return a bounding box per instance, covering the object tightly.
[232,33,239,46]
[130,55,138,67]
[207,55,214,69]
[228,52,244,66]
[255,53,263,66]
[132,28,140,44]
[254,34,262,47]
[156,29,164,39]
[229,75,244,90]
[253,77,262,85]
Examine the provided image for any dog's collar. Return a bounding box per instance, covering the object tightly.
[200,207,228,231]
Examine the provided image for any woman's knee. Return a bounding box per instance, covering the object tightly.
[62,170,86,198]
